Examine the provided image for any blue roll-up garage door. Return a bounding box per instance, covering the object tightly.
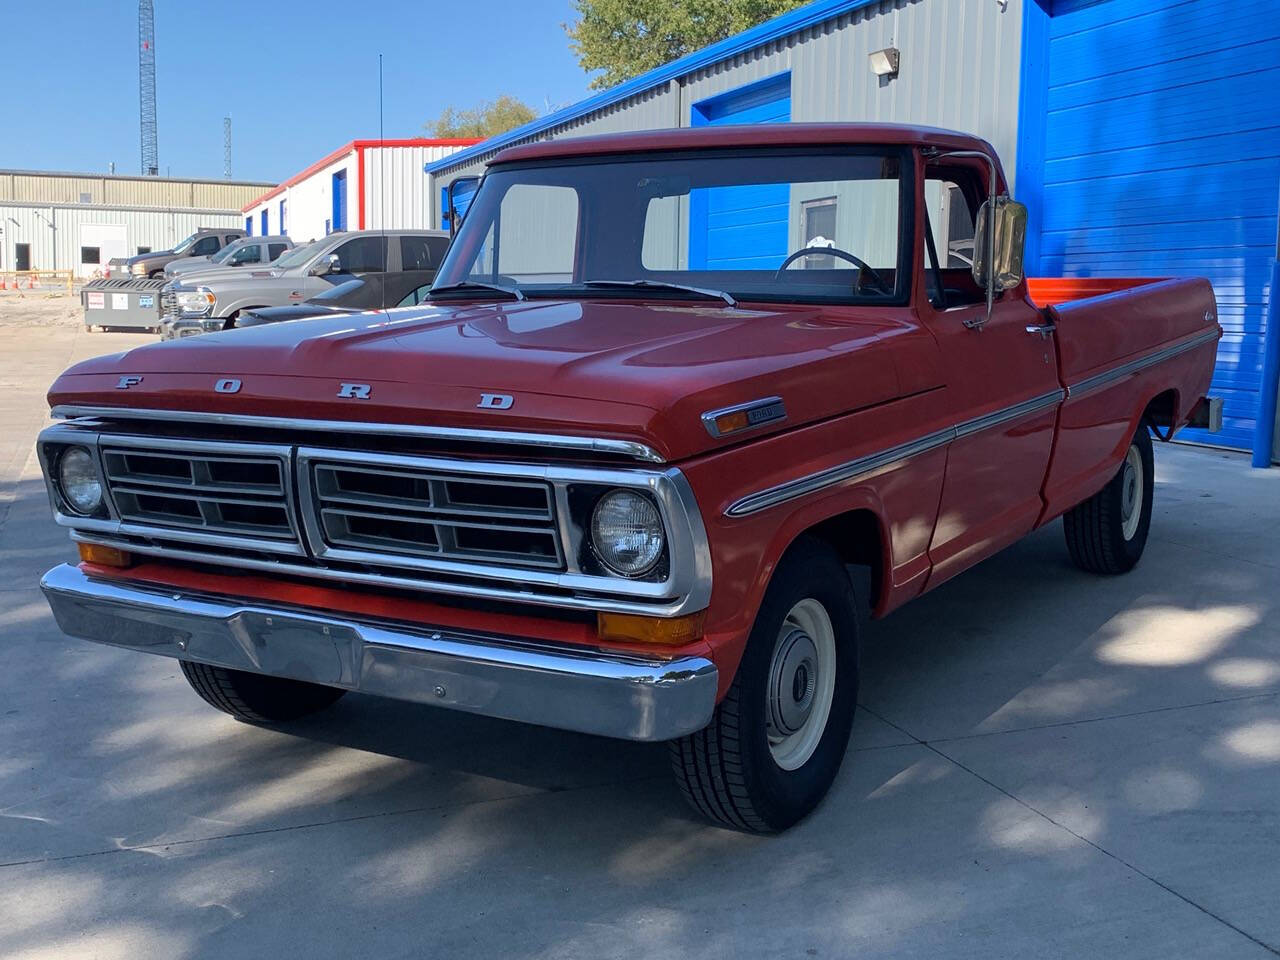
[1032,0,1280,450]
[689,73,791,270]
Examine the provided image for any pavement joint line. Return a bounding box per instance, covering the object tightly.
[923,738,1280,957]
[1149,534,1280,572]
[916,690,1280,745]
[857,704,1280,956]
[0,773,667,870]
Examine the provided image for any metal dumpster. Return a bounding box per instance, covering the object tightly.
[81,278,167,333]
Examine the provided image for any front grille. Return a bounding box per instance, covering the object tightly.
[101,443,300,550]
[160,286,178,319]
[308,460,563,570]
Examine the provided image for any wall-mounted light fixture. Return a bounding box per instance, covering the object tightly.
[869,47,900,79]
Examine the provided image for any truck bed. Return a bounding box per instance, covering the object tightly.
[1027,275,1220,522]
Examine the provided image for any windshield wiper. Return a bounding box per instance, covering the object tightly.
[429,280,525,302]
[582,279,737,307]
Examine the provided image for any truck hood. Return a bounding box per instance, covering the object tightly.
[48,299,940,462]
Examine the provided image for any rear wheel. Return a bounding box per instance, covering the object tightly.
[669,538,859,832]
[1064,424,1154,574]
[179,661,346,724]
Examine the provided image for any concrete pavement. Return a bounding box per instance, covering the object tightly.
[1,319,1277,958]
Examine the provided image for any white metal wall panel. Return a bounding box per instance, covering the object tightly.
[0,202,244,276]
[245,153,356,243]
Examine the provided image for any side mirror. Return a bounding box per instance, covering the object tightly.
[447,176,481,238]
[310,253,341,276]
[971,197,1028,293]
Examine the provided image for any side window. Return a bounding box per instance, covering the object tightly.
[925,176,979,269]
[268,243,287,261]
[399,236,436,271]
[426,236,451,264]
[333,236,387,273]
[225,234,241,246]
[231,244,263,264]
[396,283,432,307]
[192,235,220,256]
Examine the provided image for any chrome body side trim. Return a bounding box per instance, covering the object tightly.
[728,389,1063,517]
[1066,328,1220,399]
[40,563,718,742]
[727,426,957,518]
[701,396,787,438]
[50,406,666,464]
[953,389,1064,439]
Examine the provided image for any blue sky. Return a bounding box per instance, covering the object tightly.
[3,0,591,183]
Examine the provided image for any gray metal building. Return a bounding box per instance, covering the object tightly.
[428,0,1021,217]
[1,170,274,277]
[429,0,1280,463]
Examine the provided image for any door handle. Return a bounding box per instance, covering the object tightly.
[1025,322,1056,339]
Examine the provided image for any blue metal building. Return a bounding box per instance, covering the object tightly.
[429,0,1280,462]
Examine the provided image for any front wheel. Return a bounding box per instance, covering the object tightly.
[669,538,859,832]
[1063,424,1154,574]
[180,661,346,724]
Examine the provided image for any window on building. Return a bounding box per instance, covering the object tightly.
[279,199,287,236]
[332,236,387,273]
[260,210,269,236]
[80,246,101,265]
[245,216,253,236]
[14,243,31,271]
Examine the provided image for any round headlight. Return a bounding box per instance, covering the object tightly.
[590,489,665,577]
[58,447,103,515]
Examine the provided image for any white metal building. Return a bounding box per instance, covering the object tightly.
[0,170,273,278]
[428,0,1280,462]
[240,138,481,244]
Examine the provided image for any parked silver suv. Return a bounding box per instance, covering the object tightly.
[164,236,293,279]
[160,229,450,337]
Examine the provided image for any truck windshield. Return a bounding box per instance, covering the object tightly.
[433,149,908,305]
[272,239,326,270]
[171,234,197,255]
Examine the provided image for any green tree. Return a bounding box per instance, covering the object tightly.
[428,95,538,138]
[565,0,810,90]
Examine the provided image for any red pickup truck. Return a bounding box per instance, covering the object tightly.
[37,125,1222,832]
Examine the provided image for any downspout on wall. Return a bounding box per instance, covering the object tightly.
[1252,198,1280,467]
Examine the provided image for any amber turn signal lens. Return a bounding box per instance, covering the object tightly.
[78,543,133,568]
[711,410,751,436]
[597,610,706,646]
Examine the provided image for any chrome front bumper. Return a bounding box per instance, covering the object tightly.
[40,564,718,741]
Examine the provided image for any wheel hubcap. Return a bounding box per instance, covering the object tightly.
[766,599,837,771]
[1121,444,1144,541]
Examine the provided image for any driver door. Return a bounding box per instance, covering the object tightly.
[921,165,1060,586]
